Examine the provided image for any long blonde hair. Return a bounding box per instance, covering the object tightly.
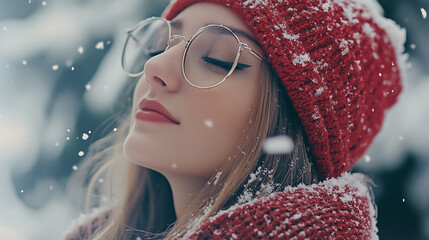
[67,62,319,239]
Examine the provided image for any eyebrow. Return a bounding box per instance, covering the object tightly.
[171,20,183,30]
[225,25,261,48]
[170,19,261,48]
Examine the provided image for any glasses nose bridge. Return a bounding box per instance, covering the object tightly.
[167,34,189,50]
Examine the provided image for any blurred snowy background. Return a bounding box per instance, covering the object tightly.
[0,0,427,239]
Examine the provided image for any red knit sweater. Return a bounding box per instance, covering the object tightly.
[62,173,377,239]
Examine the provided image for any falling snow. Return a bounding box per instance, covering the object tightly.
[1,1,426,239]
[82,133,89,140]
[263,135,294,154]
[22,60,28,65]
[421,8,427,19]
[78,151,84,157]
[77,46,84,54]
[52,65,59,71]
[204,120,214,128]
[95,41,104,50]
[72,165,78,171]
[364,155,371,163]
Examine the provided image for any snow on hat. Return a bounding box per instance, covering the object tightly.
[163,0,407,179]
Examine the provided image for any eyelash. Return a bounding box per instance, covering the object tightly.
[148,50,163,57]
[145,52,252,73]
[202,56,250,72]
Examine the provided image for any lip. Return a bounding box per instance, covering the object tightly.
[136,99,180,124]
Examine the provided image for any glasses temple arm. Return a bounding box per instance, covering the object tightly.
[242,44,262,61]
[128,32,151,56]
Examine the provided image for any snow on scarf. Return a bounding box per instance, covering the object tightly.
[62,173,377,239]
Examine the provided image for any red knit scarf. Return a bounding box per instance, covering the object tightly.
[62,173,377,240]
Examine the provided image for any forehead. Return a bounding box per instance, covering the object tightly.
[173,2,249,31]
[172,2,263,53]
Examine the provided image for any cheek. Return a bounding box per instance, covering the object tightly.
[123,77,152,163]
[132,76,150,109]
[178,82,258,173]
[123,74,259,178]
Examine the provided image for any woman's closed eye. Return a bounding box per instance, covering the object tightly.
[148,50,164,58]
[202,56,251,73]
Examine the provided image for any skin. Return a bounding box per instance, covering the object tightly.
[123,2,264,218]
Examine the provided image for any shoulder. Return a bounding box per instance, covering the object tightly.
[186,173,378,240]
[60,206,111,240]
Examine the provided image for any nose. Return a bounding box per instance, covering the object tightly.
[144,39,185,92]
[142,41,184,93]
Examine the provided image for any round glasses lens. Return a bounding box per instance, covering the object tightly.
[123,19,169,75]
[184,26,240,88]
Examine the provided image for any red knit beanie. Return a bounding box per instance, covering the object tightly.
[163,0,406,179]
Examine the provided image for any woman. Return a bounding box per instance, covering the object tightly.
[63,0,406,239]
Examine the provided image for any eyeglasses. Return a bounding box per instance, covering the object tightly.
[121,17,262,89]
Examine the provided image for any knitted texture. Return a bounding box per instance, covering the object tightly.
[61,174,377,239]
[179,173,377,239]
[61,207,111,240]
[163,0,406,179]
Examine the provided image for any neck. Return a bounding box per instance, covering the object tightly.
[163,172,208,219]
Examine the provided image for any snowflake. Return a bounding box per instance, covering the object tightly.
[292,53,310,66]
[95,41,104,50]
[243,0,269,9]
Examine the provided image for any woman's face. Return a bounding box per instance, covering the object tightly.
[123,2,263,179]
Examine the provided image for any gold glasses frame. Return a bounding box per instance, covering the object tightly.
[122,17,262,89]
